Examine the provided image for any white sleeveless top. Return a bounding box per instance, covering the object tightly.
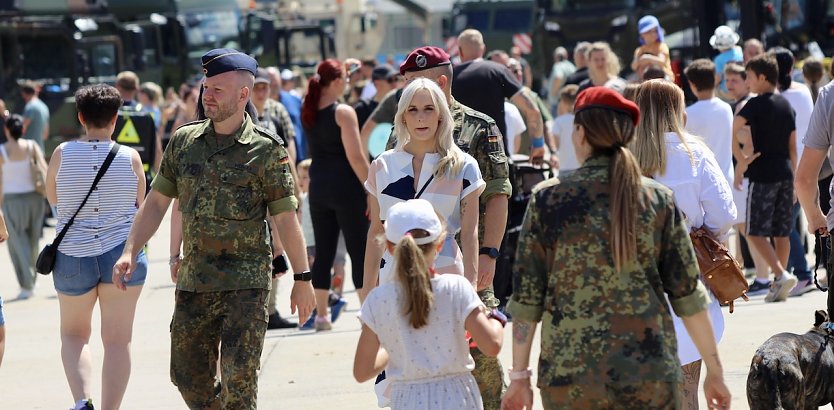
[55,141,138,257]
[0,141,36,194]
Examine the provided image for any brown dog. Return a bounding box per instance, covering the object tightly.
[747,310,834,409]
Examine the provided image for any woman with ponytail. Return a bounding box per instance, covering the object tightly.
[353,199,504,410]
[302,59,370,330]
[634,80,736,409]
[503,87,730,410]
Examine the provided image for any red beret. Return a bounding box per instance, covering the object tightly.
[574,86,640,125]
[399,46,451,75]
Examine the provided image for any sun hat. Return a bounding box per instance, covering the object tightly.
[709,25,740,50]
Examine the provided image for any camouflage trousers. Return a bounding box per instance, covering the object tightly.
[539,381,679,410]
[474,288,506,410]
[170,289,269,410]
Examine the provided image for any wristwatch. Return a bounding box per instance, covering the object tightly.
[479,247,499,259]
[487,308,508,327]
[293,271,312,281]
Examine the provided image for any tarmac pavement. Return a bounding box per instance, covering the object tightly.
[0,211,830,409]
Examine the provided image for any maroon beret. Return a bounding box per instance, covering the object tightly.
[399,46,451,75]
[574,86,640,125]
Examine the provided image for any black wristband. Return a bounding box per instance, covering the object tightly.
[293,271,312,281]
[272,254,289,277]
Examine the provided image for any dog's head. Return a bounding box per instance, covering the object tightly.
[814,310,830,328]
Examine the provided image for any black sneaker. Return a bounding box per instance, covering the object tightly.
[267,312,297,329]
[747,280,771,296]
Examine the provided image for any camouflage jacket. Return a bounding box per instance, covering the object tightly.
[261,98,296,146]
[152,114,297,292]
[508,155,710,387]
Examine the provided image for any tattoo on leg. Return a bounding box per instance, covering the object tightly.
[680,360,702,410]
[513,320,532,343]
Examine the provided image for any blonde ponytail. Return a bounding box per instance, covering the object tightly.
[394,233,435,329]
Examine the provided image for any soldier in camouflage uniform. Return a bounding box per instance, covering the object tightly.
[503,88,731,409]
[113,49,315,409]
[373,46,511,410]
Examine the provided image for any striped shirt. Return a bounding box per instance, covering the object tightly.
[55,141,138,257]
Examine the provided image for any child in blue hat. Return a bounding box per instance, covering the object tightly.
[631,15,674,80]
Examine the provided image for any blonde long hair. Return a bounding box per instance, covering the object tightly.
[394,78,465,178]
[632,79,695,176]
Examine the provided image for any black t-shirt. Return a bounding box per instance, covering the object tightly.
[452,60,522,141]
[354,98,379,129]
[737,92,796,182]
[564,67,589,86]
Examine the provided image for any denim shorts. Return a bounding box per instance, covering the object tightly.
[0,296,5,326]
[53,241,148,296]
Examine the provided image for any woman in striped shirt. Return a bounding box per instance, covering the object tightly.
[45,84,147,410]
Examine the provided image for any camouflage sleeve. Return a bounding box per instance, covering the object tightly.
[150,128,180,198]
[659,199,711,317]
[472,123,511,200]
[370,90,399,124]
[277,103,296,142]
[264,142,299,216]
[507,192,548,322]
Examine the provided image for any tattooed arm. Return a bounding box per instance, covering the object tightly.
[511,320,537,373]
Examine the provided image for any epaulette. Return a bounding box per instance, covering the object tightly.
[460,106,497,126]
[174,119,209,132]
[531,177,560,194]
[253,124,286,146]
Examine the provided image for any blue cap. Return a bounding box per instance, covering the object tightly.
[637,15,664,44]
[201,48,258,78]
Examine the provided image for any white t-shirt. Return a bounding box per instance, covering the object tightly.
[551,113,578,171]
[781,84,814,162]
[654,132,736,365]
[359,274,483,382]
[503,101,526,155]
[685,98,735,186]
[361,82,377,101]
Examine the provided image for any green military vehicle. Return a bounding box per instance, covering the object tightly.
[0,0,327,155]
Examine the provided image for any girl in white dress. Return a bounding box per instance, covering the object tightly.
[353,199,505,410]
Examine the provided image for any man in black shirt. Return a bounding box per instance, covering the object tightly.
[732,53,798,303]
[452,29,545,159]
[563,41,591,86]
[354,64,400,129]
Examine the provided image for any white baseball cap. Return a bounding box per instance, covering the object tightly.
[384,199,442,245]
[280,69,295,81]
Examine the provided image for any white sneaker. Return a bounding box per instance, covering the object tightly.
[17,289,33,300]
[765,271,798,303]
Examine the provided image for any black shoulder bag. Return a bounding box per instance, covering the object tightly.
[37,143,121,275]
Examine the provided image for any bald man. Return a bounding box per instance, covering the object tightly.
[453,29,545,160]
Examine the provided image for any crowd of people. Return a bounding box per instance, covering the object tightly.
[0,14,832,410]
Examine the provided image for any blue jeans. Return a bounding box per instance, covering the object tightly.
[788,202,811,280]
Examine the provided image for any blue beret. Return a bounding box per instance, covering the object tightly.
[201,48,258,78]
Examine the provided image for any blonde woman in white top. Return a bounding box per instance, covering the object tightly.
[0,114,46,299]
[633,79,737,410]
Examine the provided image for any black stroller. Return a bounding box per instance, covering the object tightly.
[495,154,553,309]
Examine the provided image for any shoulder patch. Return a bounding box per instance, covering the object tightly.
[254,124,286,146]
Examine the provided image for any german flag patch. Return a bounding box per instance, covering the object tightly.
[278,156,290,165]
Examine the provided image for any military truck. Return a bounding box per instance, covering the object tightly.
[0,0,327,153]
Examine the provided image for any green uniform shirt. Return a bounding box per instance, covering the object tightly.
[263,98,296,145]
[509,155,709,387]
[152,114,298,292]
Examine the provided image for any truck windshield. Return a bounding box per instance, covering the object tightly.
[19,35,73,83]
[181,9,240,56]
[547,0,635,12]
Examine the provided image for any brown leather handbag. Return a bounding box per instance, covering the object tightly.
[689,227,749,313]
